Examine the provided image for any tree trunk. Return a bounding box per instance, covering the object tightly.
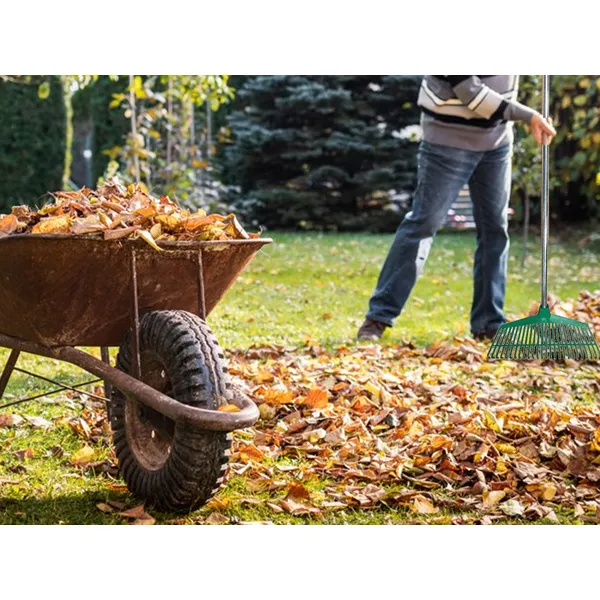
[128,75,140,184]
[206,99,212,160]
[167,76,173,172]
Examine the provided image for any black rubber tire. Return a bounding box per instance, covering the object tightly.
[109,310,232,513]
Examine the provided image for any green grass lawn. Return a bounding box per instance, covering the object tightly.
[1,229,599,525]
[210,229,600,347]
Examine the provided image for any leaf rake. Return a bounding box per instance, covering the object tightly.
[488,75,599,361]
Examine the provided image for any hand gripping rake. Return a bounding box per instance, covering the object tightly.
[488,75,600,361]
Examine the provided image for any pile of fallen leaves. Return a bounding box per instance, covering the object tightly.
[213,291,600,524]
[546,290,600,341]
[0,179,258,250]
[2,291,600,525]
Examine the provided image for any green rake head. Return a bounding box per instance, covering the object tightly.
[488,306,600,361]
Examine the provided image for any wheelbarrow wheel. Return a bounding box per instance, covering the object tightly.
[109,310,232,513]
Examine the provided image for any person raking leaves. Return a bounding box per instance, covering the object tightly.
[357,75,557,342]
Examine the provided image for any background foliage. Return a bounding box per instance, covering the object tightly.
[0,75,599,231]
[0,76,69,210]
[222,75,421,231]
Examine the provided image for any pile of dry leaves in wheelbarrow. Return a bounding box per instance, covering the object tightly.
[0,179,258,249]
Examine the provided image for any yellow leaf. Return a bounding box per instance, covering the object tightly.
[255,369,274,383]
[137,229,163,251]
[483,490,506,507]
[496,457,508,474]
[32,215,71,234]
[71,446,95,466]
[156,214,182,231]
[364,381,381,401]
[496,443,517,455]
[483,409,503,433]
[262,388,294,405]
[541,483,557,501]
[217,404,241,413]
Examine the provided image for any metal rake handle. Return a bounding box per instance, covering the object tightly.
[541,75,550,308]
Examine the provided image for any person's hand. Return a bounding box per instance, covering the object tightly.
[530,112,557,146]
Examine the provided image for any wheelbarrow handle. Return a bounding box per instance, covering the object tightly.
[0,332,259,432]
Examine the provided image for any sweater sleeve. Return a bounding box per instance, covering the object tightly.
[446,76,537,124]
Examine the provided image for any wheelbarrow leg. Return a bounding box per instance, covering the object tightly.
[0,349,20,400]
[196,249,206,320]
[130,249,142,380]
[101,346,112,401]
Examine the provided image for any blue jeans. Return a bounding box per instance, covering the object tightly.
[366,140,512,334]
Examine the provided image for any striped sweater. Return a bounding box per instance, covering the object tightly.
[418,75,537,151]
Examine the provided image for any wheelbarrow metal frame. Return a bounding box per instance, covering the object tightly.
[0,237,271,432]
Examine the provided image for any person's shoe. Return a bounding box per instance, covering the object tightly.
[357,319,388,341]
[472,326,500,341]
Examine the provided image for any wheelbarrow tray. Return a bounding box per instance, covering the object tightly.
[0,234,271,347]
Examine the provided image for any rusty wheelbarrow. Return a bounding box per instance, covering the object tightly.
[0,234,271,512]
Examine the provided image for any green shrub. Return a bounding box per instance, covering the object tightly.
[224,75,421,231]
[0,76,68,209]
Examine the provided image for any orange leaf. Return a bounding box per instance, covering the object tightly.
[303,388,329,409]
[286,483,311,502]
[184,215,214,231]
[255,369,275,383]
[238,443,264,462]
[31,215,71,234]
[262,388,294,405]
[0,214,18,234]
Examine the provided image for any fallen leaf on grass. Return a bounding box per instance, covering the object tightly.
[412,496,440,514]
[96,503,115,514]
[205,497,232,511]
[205,512,229,525]
[14,448,34,461]
[483,490,507,508]
[238,444,265,462]
[132,517,156,525]
[0,414,24,428]
[286,483,311,502]
[120,504,155,524]
[280,498,321,516]
[25,416,52,429]
[500,499,524,517]
[70,446,96,466]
